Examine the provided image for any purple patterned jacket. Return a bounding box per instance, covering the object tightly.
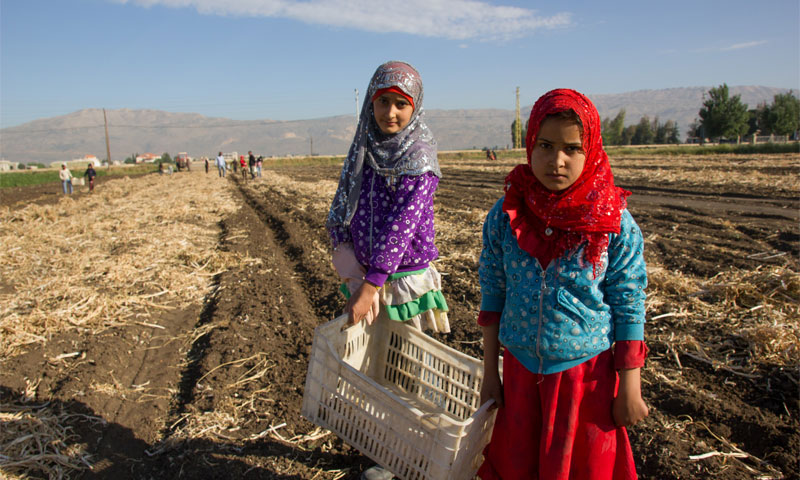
[329,167,439,287]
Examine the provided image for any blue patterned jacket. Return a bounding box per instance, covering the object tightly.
[479,197,647,375]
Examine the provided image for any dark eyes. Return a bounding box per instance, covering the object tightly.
[377,96,409,109]
[538,142,583,153]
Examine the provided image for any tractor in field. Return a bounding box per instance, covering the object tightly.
[175,152,191,171]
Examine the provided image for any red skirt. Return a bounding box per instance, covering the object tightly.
[477,349,637,480]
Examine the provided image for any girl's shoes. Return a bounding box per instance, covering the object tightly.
[360,465,394,480]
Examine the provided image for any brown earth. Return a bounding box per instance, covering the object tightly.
[1,154,798,480]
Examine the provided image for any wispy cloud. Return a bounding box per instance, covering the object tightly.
[692,40,769,54]
[111,0,572,41]
[720,40,768,51]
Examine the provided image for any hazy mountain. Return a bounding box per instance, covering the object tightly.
[0,86,791,165]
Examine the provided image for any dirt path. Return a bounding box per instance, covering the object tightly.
[1,155,798,480]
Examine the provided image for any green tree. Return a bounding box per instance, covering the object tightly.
[161,152,173,164]
[652,117,666,144]
[632,116,654,145]
[698,83,749,140]
[764,91,800,136]
[664,120,681,144]
[602,109,626,145]
[621,125,636,145]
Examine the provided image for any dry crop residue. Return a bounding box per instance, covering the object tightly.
[1,153,798,480]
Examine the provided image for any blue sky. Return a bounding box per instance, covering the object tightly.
[1,0,798,128]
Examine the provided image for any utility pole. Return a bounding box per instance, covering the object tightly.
[310,133,314,156]
[103,108,112,169]
[355,88,359,129]
[514,87,522,149]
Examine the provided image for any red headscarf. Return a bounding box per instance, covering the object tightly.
[502,88,630,268]
[372,86,415,111]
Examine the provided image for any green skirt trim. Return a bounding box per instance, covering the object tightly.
[387,268,427,280]
[338,268,449,323]
[384,289,449,322]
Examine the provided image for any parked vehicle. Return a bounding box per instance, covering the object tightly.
[175,152,191,171]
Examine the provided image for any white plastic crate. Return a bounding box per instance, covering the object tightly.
[302,314,499,480]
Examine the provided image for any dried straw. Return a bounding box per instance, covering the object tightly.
[0,172,240,359]
[0,400,103,479]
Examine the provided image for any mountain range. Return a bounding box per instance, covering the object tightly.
[0,85,790,165]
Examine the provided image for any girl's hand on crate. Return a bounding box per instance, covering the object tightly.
[346,282,381,325]
[480,369,504,410]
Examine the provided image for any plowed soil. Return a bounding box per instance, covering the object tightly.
[1,153,798,480]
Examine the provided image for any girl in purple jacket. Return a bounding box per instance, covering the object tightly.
[327,61,449,333]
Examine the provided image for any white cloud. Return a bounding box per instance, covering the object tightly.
[111,0,572,41]
[720,40,768,51]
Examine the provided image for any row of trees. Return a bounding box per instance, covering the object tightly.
[510,85,799,146]
[601,111,681,145]
[690,84,800,141]
[511,111,682,147]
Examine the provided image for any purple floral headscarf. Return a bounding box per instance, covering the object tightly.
[327,61,441,231]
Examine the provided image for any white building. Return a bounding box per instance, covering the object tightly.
[51,154,102,170]
[0,160,21,171]
[136,153,162,163]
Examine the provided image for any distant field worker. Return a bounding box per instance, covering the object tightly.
[327,60,449,332]
[215,152,226,177]
[477,88,649,480]
[83,163,97,192]
[248,151,256,179]
[59,163,73,194]
[239,155,247,181]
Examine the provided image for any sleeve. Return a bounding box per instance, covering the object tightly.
[613,340,648,370]
[478,198,507,313]
[364,173,437,287]
[604,210,647,342]
[477,310,502,326]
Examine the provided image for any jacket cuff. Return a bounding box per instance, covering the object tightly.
[480,295,505,313]
[614,322,645,341]
[364,269,389,288]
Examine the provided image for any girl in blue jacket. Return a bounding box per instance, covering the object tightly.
[478,89,649,480]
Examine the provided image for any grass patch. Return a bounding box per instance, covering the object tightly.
[0,164,160,189]
[607,142,799,156]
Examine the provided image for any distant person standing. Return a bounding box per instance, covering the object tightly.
[204,157,209,174]
[83,163,97,192]
[239,155,248,181]
[248,151,256,179]
[215,152,226,177]
[59,163,74,195]
[256,155,263,178]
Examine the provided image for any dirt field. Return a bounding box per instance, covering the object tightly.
[1,153,798,480]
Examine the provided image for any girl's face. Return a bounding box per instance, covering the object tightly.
[529,116,586,192]
[372,92,413,134]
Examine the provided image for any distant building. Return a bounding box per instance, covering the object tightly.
[0,160,21,171]
[51,154,101,169]
[136,153,162,163]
